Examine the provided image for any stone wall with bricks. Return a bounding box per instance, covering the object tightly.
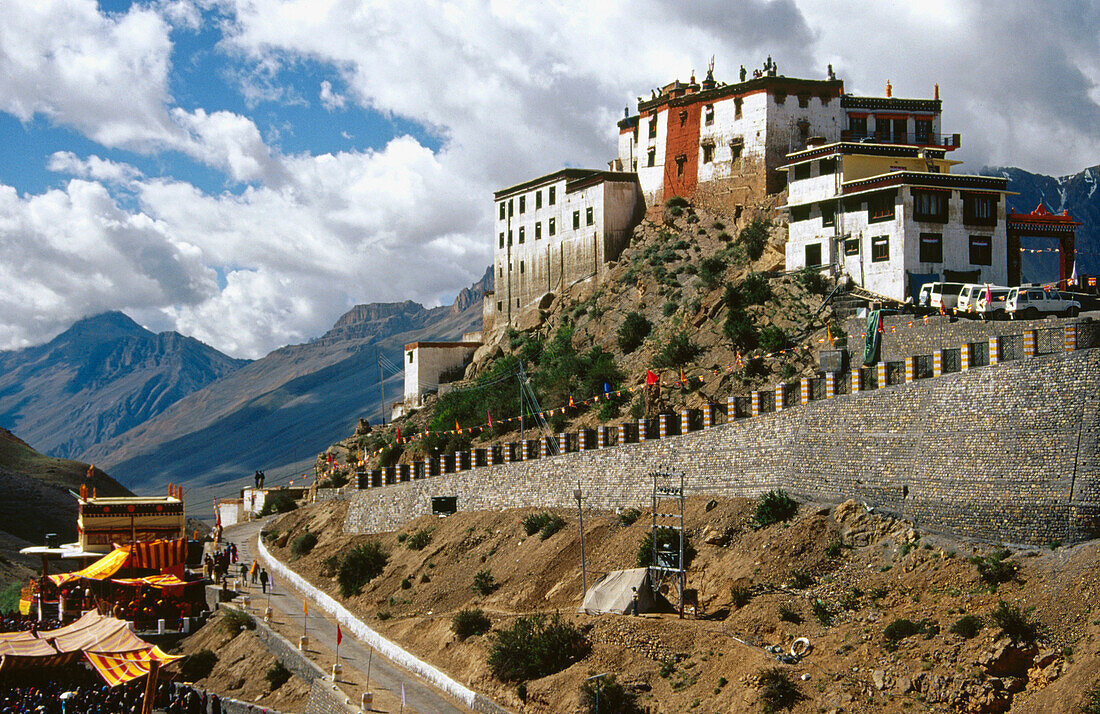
[345,347,1100,546]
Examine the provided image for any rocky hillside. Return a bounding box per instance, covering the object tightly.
[263,495,1100,713]
[338,197,836,472]
[0,311,248,461]
[0,427,129,545]
[82,268,492,503]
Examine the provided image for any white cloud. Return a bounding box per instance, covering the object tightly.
[319,80,346,110]
[47,151,142,184]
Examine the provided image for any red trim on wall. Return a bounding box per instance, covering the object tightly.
[663,103,702,199]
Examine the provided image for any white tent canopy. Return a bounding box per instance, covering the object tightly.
[578,568,665,615]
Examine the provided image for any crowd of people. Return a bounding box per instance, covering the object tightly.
[201,543,238,583]
[0,613,60,633]
[0,668,145,714]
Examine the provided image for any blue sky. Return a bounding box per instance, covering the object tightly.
[0,0,1097,358]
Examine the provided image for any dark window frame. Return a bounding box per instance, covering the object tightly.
[868,191,896,223]
[535,190,542,210]
[821,203,836,227]
[843,238,860,256]
[912,189,949,223]
[548,217,556,236]
[572,210,580,230]
[535,222,542,240]
[548,186,556,205]
[805,242,822,266]
[586,206,594,226]
[969,234,992,265]
[871,235,890,262]
[919,232,943,263]
[793,162,811,181]
[962,193,998,226]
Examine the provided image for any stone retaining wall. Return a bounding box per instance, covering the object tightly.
[345,349,1100,545]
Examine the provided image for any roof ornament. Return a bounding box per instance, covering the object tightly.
[934,83,940,100]
[740,64,747,82]
[827,63,835,81]
[886,79,892,97]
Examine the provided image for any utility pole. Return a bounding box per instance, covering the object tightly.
[378,355,386,426]
[518,361,525,443]
[574,483,587,597]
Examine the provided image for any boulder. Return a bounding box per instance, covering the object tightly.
[978,639,1038,678]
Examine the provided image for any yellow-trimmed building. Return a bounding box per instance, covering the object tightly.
[78,492,184,554]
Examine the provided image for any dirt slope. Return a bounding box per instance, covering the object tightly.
[263,496,1100,713]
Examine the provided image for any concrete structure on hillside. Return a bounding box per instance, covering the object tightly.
[401,340,482,409]
[78,493,184,554]
[239,486,309,519]
[613,59,957,204]
[783,140,1009,302]
[483,169,644,329]
[1007,203,1081,286]
[215,498,240,528]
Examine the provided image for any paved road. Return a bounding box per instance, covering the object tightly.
[223,518,472,714]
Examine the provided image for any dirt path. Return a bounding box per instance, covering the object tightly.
[224,518,474,714]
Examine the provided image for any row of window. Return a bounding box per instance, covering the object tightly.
[498,185,558,220]
[792,191,999,227]
[497,208,594,248]
[828,233,993,265]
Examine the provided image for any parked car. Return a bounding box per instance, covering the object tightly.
[955,284,985,315]
[973,286,1011,320]
[920,282,965,311]
[1006,286,1081,319]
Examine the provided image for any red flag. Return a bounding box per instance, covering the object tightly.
[645,370,658,385]
[487,409,493,427]
[336,623,342,646]
[568,395,575,407]
[680,367,685,383]
[396,427,402,444]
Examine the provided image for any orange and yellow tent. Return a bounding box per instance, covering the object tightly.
[49,537,187,587]
[84,646,180,687]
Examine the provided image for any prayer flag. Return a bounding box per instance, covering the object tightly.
[336,623,342,646]
[396,427,402,444]
[304,599,308,617]
[645,370,658,385]
[487,410,493,427]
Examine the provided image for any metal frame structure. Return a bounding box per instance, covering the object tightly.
[649,470,686,617]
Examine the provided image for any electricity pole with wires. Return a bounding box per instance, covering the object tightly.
[377,354,386,425]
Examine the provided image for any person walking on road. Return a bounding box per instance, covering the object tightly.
[259,568,269,594]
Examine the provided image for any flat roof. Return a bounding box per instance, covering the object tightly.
[80,496,181,505]
[493,169,638,200]
[781,141,949,167]
[784,171,1011,208]
[404,341,482,351]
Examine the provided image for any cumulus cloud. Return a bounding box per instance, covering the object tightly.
[319,80,346,110]
[47,152,143,184]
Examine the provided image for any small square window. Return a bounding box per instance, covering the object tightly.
[648,116,657,138]
[793,163,811,181]
[520,260,524,274]
[508,199,513,217]
[704,104,714,125]
[818,158,836,175]
[519,195,525,214]
[843,238,860,256]
[573,211,580,230]
[734,97,743,119]
[919,233,943,263]
[821,204,835,226]
[535,222,542,239]
[535,190,542,209]
[647,148,655,167]
[548,186,556,205]
[497,301,502,312]
[868,192,896,222]
[549,217,556,236]
[702,144,714,164]
[805,243,822,266]
[507,230,512,245]
[798,94,810,108]
[498,232,504,248]
[969,235,992,265]
[871,235,889,262]
[518,226,525,243]
[499,202,505,220]
[586,206,594,225]
[790,206,810,222]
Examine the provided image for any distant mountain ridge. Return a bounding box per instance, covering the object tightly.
[0,312,249,462]
[981,164,1099,275]
[81,267,492,504]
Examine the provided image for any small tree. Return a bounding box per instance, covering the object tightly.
[179,649,217,682]
[752,490,799,529]
[739,218,771,261]
[337,542,389,597]
[290,531,318,559]
[452,608,492,641]
[473,569,498,595]
[487,613,590,682]
[617,312,652,354]
[579,674,642,714]
[757,667,804,713]
[653,330,701,368]
[758,326,787,354]
[259,490,297,516]
[990,601,1041,643]
[265,661,292,690]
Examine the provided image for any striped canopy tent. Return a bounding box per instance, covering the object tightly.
[109,574,191,591]
[0,612,178,682]
[85,646,180,687]
[49,538,187,587]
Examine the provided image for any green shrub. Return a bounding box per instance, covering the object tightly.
[778,603,802,624]
[618,312,652,354]
[378,442,403,467]
[740,272,772,305]
[265,660,292,690]
[618,508,642,527]
[523,512,556,536]
[376,611,391,621]
[259,490,297,516]
[884,618,939,645]
[579,674,642,714]
[636,527,697,569]
[179,649,217,682]
[597,397,621,421]
[825,537,844,558]
[290,531,318,559]
[950,614,984,639]
[758,326,787,354]
[452,608,492,641]
[539,515,567,540]
[723,310,758,350]
[0,582,21,614]
[730,584,752,609]
[665,196,688,208]
[320,554,340,577]
[653,330,702,368]
[329,470,349,488]
[487,613,590,682]
[400,576,412,590]
[337,541,389,597]
[473,569,498,595]
[797,266,831,295]
[743,356,768,379]
[662,300,678,317]
[739,218,771,261]
[752,490,799,529]
[757,666,804,713]
[990,601,1040,643]
[971,548,1017,588]
[812,599,833,626]
[221,609,255,636]
[405,527,434,551]
[698,255,727,290]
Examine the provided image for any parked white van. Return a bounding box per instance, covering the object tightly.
[955,284,985,314]
[922,282,965,311]
[973,286,1011,320]
[1006,287,1081,319]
